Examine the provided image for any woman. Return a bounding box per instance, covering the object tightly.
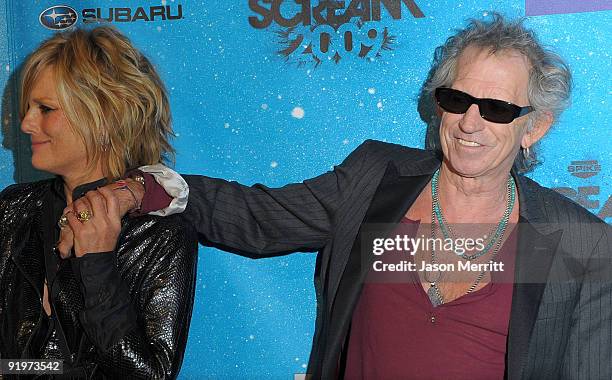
[0,27,197,378]
[67,14,610,379]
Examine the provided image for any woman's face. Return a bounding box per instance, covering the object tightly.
[438,46,538,180]
[21,66,91,179]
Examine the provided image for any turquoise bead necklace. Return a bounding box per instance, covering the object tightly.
[431,168,515,261]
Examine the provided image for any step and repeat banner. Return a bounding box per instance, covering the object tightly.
[0,1,610,378]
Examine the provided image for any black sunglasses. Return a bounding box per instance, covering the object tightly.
[435,87,533,124]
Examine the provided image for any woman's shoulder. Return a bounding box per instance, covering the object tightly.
[121,213,197,244]
[0,179,54,210]
[115,214,198,271]
[1,179,52,197]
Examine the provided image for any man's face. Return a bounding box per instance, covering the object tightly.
[439,46,532,179]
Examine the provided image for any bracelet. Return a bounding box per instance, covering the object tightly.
[132,174,145,186]
[113,180,140,212]
[124,183,141,212]
[128,175,145,212]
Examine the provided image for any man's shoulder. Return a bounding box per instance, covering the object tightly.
[355,139,434,159]
[349,139,438,173]
[351,140,440,175]
[519,174,606,225]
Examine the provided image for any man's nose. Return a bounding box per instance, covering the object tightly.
[458,104,485,133]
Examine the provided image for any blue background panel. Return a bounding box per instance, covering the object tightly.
[1,1,610,378]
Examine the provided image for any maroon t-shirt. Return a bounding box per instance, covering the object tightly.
[345,218,517,379]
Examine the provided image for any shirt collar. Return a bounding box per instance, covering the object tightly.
[51,176,108,202]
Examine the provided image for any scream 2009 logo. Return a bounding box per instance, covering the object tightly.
[248,0,425,65]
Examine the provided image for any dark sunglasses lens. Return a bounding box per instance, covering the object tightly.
[436,88,524,124]
[480,100,518,123]
[436,88,471,114]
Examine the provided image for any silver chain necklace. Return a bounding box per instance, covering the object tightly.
[425,170,515,307]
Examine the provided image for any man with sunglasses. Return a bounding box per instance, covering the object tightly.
[62,13,610,380]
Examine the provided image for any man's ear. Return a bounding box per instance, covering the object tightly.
[521,111,553,148]
[435,104,443,119]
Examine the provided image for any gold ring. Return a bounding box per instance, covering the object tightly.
[76,209,93,222]
[58,214,69,229]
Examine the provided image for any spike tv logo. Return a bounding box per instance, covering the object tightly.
[568,160,601,178]
[553,160,611,222]
[248,0,425,65]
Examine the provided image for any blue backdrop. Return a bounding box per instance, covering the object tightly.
[0,1,610,378]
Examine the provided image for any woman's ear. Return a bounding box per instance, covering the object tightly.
[522,111,553,149]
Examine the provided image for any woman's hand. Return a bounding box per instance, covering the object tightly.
[56,180,144,258]
[62,186,122,257]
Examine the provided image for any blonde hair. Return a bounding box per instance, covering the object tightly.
[20,26,175,180]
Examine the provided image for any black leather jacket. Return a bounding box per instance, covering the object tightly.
[0,179,198,379]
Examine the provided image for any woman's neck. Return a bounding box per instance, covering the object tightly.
[62,169,105,204]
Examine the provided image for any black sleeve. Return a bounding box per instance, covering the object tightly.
[70,252,138,350]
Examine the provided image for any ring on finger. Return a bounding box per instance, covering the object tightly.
[76,209,93,222]
[57,210,72,229]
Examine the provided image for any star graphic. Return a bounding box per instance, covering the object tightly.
[45,9,60,21]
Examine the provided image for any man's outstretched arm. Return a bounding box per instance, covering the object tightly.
[59,140,374,257]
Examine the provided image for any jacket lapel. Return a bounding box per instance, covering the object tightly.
[10,214,43,296]
[6,203,45,356]
[321,162,433,377]
[506,175,563,380]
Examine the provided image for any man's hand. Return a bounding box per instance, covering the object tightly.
[56,179,144,258]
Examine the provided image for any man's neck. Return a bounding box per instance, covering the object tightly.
[436,162,514,224]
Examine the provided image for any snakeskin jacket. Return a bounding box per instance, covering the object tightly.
[0,179,198,379]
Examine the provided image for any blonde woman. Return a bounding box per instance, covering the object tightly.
[0,27,197,378]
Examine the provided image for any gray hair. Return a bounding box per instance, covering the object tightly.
[424,13,572,173]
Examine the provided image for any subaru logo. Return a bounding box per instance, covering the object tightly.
[39,5,78,30]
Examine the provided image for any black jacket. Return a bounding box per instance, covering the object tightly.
[0,179,198,379]
[182,140,611,379]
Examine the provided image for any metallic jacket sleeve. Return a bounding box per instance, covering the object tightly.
[84,216,198,379]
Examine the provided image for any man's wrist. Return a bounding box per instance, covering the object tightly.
[125,177,145,213]
[112,176,145,216]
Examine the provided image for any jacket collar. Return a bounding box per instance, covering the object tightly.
[506,173,562,379]
[51,176,108,203]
